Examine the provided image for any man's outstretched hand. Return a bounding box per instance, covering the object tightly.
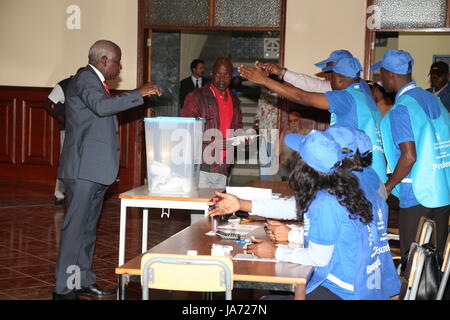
[140,83,162,97]
[238,64,268,85]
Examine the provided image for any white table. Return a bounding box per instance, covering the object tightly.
[117,185,220,266]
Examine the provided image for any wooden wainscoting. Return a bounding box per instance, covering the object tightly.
[0,86,145,201]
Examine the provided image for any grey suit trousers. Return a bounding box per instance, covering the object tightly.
[55,178,108,294]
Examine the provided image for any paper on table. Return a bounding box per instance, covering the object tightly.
[218,223,260,231]
[216,223,260,237]
[225,186,272,200]
[232,253,277,262]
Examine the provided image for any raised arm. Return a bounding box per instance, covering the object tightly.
[259,62,332,93]
[238,65,330,110]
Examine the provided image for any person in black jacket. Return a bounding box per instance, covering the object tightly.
[179,59,209,109]
[44,68,84,206]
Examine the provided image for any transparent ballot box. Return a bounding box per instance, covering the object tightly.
[144,117,205,194]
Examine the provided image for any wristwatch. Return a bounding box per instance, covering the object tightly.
[279,67,287,80]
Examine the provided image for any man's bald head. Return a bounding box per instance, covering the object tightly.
[212,57,233,73]
[211,57,233,95]
[88,40,120,65]
[88,40,122,80]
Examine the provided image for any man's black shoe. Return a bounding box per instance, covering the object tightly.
[77,284,116,297]
[52,290,80,300]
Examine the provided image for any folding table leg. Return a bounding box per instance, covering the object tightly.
[118,274,128,300]
[142,209,148,253]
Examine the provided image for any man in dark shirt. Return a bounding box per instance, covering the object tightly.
[427,61,450,113]
[44,68,83,206]
[179,59,209,109]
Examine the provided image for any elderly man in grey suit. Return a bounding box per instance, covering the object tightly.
[53,40,161,300]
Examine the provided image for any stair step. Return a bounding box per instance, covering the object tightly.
[230,166,260,177]
[242,115,255,124]
[241,106,257,114]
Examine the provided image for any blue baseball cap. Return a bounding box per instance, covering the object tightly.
[322,57,362,78]
[352,128,373,156]
[371,50,414,75]
[315,50,354,70]
[326,124,358,156]
[284,130,344,173]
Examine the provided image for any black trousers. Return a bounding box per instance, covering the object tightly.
[399,204,450,258]
[54,178,108,294]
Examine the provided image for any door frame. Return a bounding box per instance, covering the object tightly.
[135,0,288,186]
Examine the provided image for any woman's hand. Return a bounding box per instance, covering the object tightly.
[246,238,277,259]
[266,219,291,243]
[208,192,241,216]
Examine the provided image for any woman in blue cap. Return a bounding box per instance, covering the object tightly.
[326,124,387,201]
[209,130,400,300]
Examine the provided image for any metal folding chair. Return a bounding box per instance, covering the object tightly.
[399,217,436,300]
[436,233,450,300]
[140,253,233,300]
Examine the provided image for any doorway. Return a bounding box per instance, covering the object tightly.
[373,32,450,89]
[147,30,281,117]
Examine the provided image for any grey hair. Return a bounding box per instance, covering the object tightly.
[88,40,119,64]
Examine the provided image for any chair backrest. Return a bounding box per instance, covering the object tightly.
[415,216,437,247]
[436,233,450,300]
[140,253,233,300]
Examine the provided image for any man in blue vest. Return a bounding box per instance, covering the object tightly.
[371,50,450,257]
[238,57,387,183]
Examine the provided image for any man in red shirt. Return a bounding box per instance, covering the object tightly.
[181,57,243,189]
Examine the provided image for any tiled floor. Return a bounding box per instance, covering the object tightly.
[0,180,402,300]
[0,180,265,300]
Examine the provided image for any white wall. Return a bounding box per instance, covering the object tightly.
[284,0,367,78]
[1,0,370,89]
[0,0,138,89]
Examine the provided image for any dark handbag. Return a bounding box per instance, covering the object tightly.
[416,243,442,300]
[400,242,442,300]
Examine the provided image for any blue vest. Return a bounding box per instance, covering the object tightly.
[331,84,387,183]
[381,88,450,208]
[304,191,400,299]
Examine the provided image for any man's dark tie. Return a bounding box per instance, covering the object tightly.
[196,79,199,88]
[103,81,111,96]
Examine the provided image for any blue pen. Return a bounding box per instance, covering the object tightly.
[235,240,246,245]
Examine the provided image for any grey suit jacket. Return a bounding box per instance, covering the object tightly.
[58,65,144,185]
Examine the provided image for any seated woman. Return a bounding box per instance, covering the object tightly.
[326,125,388,201]
[265,125,388,246]
[209,130,400,300]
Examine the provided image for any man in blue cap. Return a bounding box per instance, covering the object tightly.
[255,50,372,96]
[371,49,450,257]
[239,56,386,182]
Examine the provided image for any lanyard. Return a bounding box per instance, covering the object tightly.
[396,83,416,99]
